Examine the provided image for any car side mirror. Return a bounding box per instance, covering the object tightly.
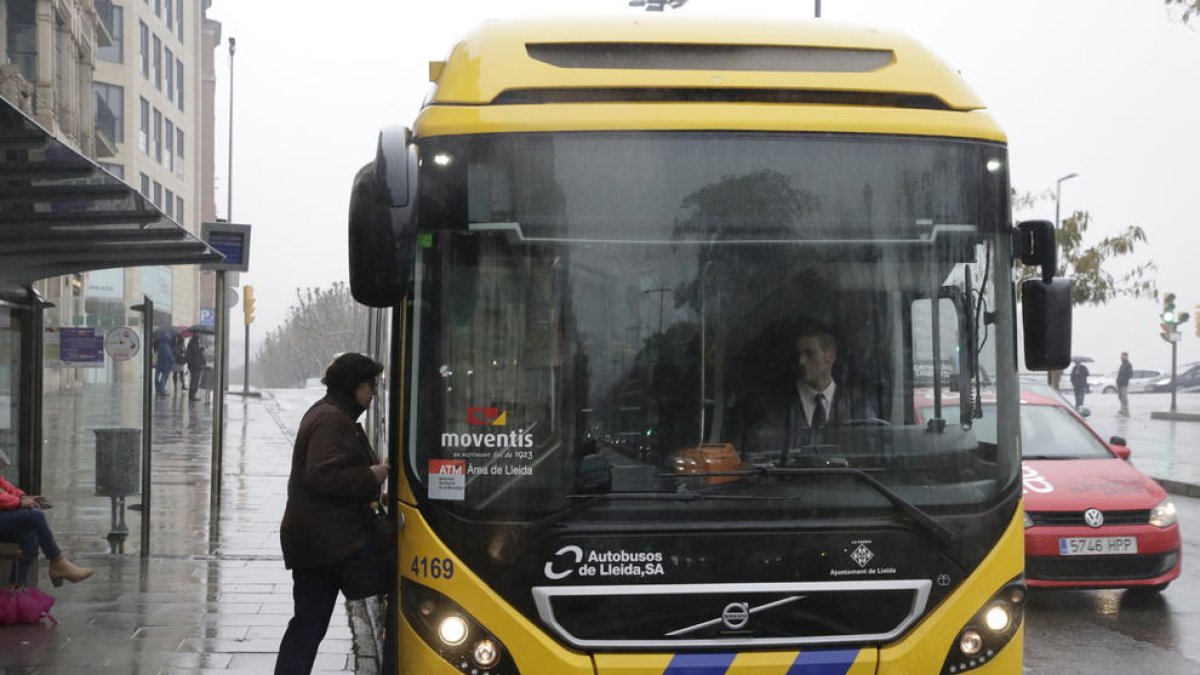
[1021,277,1072,371]
[1109,437,1131,460]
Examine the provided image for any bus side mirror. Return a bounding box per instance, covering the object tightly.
[1021,277,1072,371]
[348,126,418,308]
[1016,220,1057,282]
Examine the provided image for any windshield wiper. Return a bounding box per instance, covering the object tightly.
[741,466,958,548]
[1022,455,1078,460]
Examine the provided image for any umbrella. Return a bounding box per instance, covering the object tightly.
[1071,356,1094,363]
[188,324,216,335]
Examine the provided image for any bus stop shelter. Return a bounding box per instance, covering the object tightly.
[0,95,222,493]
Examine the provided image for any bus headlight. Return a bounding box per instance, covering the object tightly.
[959,629,983,656]
[437,615,468,646]
[1149,498,1177,528]
[472,638,500,668]
[941,577,1026,675]
[984,604,1011,631]
[402,579,520,674]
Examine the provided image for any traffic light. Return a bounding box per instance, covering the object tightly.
[1161,292,1177,324]
[1195,305,1200,337]
[243,285,255,325]
[1161,321,1174,343]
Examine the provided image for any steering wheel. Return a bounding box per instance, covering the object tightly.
[843,417,891,427]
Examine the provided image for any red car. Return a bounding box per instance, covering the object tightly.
[918,384,1182,591]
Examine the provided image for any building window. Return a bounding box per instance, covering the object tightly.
[165,118,174,171]
[5,0,38,83]
[176,195,184,225]
[176,59,184,111]
[92,82,124,143]
[98,4,124,64]
[165,0,173,31]
[153,108,162,163]
[139,97,149,153]
[140,173,150,197]
[139,21,149,78]
[165,189,174,219]
[99,162,125,180]
[177,0,184,42]
[153,35,161,90]
[164,47,174,102]
[155,0,161,18]
[153,181,162,208]
[175,127,185,179]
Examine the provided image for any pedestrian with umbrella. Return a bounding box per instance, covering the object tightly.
[153,330,175,396]
[1070,356,1092,411]
[185,329,208,401]
[171,327,189,392]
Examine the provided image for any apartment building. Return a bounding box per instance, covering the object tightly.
[91,0,213,343]
[1,0,220,385]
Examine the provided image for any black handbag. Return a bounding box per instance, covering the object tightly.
[338,504,395,600]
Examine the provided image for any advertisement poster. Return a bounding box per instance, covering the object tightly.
[59,328,104,368]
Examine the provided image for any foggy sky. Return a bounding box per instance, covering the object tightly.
[208,0,1200,375]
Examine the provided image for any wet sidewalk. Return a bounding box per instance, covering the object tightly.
[0,383,370,674]
[1077,391,1200,498]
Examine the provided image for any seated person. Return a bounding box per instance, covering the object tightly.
[739,324,879,458]
[0,451,94,587]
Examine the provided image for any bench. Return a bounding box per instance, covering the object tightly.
[0,541,39,587]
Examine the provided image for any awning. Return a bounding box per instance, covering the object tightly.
[0,95,223,288]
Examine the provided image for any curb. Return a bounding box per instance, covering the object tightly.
[1154,477,1200,499]
[1150,411,1200,422]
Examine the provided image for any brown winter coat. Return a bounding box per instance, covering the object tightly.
[280,394,380,569]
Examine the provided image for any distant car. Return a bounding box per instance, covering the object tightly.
[1088,368,1165,394]
[1145,363,1200,392]
[919,383,1182,592]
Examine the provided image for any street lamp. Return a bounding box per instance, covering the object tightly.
[1054,172,1079,229]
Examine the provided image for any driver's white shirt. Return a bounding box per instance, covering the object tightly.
[796,380,837,427]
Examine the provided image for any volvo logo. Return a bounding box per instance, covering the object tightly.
[1083,508,1105,528]
[721,603,749,630]
[666,596,804,637]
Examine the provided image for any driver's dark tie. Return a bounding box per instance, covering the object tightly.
[812,393,828,429]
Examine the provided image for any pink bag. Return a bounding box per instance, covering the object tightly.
[0,586,57,625]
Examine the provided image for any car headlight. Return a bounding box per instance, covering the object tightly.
[1149,498,1177,528]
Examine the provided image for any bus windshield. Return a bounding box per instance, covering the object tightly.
[409,131,1016,524]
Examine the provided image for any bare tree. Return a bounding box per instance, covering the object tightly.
[253,282,371,387]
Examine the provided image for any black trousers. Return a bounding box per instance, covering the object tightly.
[275,560,396,674]
[275,564,340,675]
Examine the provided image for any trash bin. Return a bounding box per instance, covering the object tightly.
[94,428,141,497]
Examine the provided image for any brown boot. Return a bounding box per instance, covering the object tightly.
[48,556,94,587]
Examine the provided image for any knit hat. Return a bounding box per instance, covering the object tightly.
[321,352,384,395]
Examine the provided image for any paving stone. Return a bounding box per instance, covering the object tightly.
[0,385,368,672]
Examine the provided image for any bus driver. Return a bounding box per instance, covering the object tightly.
[788,326,877,434]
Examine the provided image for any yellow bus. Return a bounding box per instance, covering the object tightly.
[348,16,1072,675]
